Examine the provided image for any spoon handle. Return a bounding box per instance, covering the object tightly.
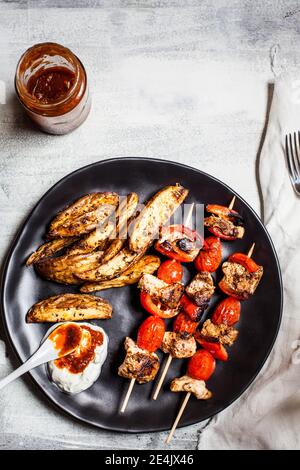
[0,359,36,390]
[0,342,53,391]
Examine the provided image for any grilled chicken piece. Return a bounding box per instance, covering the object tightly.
[200,319,238,347]
[26,293,112,323]
[36,251,103,285]
[80,255,160,292]
[170,375,212,399]
[161,332,196,358]
[138,274,184,309]
[26,237,78,266]
[48,192,119,238]
[204,215,245,239]
[185,272,215,308]
[129,184,188,253]
[118,338,160,384]
[221,261,263,299]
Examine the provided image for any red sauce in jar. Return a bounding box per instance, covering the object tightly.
[27,67,76,104]
[54,326,104,374]
[49,323,82,357]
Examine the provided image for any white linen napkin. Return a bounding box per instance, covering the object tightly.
[198,70,300,450]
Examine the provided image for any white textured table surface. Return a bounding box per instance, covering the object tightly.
[0,0,298,450]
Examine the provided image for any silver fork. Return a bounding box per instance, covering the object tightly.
[285,132,300,196]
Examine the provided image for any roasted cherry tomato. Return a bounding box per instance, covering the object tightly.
[206,204,241,220]
[157,259,183,284]
[140,291,179,318]
[228,253,260,273]
[218,280,245,300]
[155,225,203,262]
[180,294,202,322]
[187,349,216,381]
[195,335,228,361]
[137,316,165,352]
[194,236,222,272]
[173,312,199,336]
[211,297,241,326]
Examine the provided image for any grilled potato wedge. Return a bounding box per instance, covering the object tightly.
[80,255,161,292]
[66,192,138,257]
[26,293,112,323]
[100,193,138,263]
[129,184,188,253]
[66,220,115,256]
[26,237,78,266]
[77,246,145,282]
[48,192,119,238]
[101,238,125,264]
[36,251,103,285]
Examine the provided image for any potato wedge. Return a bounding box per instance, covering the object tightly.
[26,237,78,266]
[48,192,119,238]
[36,251,103,285]
[66,220,115,256]
[100,193,138,263]
[77,246,145,282]
[66,192,138,256]
[80,255,161,292]
[113,192,139,236]
[101,238,125,264]
[26,293,112,323]
[129,184,188,253]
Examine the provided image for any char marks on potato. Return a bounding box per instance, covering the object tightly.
[26,293,112,323]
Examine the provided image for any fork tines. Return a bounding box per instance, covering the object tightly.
[285,131,300,196]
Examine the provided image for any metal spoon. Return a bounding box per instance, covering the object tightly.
[0,322,82,391]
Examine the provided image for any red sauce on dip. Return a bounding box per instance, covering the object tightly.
[55,326,104,374]
[49,323,82,357]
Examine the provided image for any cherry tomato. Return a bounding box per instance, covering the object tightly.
[173,312,199,335]
[157,259,183,284]
[206,204,240,219]
[187,349,216,381]
[194,236,222,272]
[180,294,202,322]
[137,316,165,352]
[155,225,202,262]
[228,253,260,273]
[211,297,241,326]
[140,291,179,318]
[218,279,247,300]
[195,335,228,361]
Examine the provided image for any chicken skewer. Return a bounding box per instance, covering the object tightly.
[152,203,195,400]
[166,349,214,444]
[153,196,236,400]
[204,195,244,240]
[119,316,165,413]
[166,242,262,443]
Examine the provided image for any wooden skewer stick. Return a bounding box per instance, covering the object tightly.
[152,203,195,401]
[228,195,236,210]
[120,378,135,413]
[247,242,255,258]
[153,354,172,400]
[184,202,194,228]
[165,392,191,444]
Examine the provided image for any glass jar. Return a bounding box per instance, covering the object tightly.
[15,42,91,135]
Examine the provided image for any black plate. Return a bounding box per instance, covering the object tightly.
[1,157,282,432]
